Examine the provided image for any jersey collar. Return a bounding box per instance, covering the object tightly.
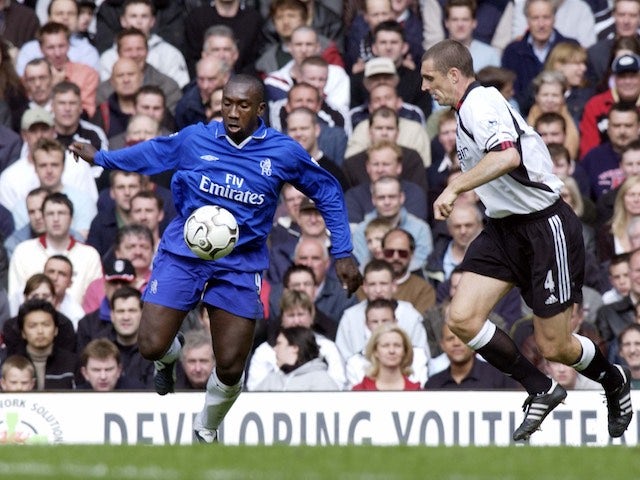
[215,118,268,149]
[455,81,482,111]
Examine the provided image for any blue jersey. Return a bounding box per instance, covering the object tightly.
[94,119,353,273]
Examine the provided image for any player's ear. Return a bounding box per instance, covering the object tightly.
[258,101,266,117]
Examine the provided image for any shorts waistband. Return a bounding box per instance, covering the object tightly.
[490,198,563,225]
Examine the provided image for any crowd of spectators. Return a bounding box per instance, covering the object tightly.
[0,0,640,394]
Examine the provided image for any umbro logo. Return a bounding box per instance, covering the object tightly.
[200,154,219,161]
[545,294,558,305]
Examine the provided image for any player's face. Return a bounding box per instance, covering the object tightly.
[182,345,214,388]
[43,201,72,239]
[44,258,73,297]
[1,368,36,392]
[365,147,401,182]
[526,0,554,44]
[286,271,316,301]
[40,32,70,70]
[52,90,82,130]
[622,149,640,177]
[365,306,395,332]
[281,306,313,328]
[222,81,265,144]
[115,234,153,271]
[608,110,640,149]
[619,329,640,370]
[445,6,477,43]
[371,181,404,220]
[373,331,405,369]
[369,115,398,143]
[439,324,474,365]
[24,63,53,104]
[614,0,640,37]
[421,59,456,107]
[362,269,396,300]
[535,82,564,113]
[33,149,64,190]
[110,296,142,341]
[130,197,163,232]
[82,357,122,391]
[372,31,405,63]
[110,173,142,213]
[21,310,57,350]
[274,333,299,368]
[609,261,631,296]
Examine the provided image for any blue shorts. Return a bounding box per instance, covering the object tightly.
[142,249,264,319]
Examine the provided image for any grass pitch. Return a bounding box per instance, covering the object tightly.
[0,445,638,480]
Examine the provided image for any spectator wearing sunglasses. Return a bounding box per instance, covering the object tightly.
[379,228,436,315]
[352,175,433,272]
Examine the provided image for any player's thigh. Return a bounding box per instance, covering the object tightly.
[448,271,513,341]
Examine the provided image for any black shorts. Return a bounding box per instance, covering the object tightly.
[459,199,584,318]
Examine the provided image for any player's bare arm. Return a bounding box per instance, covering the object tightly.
[335,257,363,295]
[433,148,521,220]
[68,141,98,165]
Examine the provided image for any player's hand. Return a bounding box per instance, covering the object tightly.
[335,256,362,297]
[433,188,458,220]
[68,141,98,165]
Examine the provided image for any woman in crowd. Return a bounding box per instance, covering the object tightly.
[597,175,640,263]
[254,326,340,391]
[352,323,421,391]
[544,42,594,127]
[527,70,580,159]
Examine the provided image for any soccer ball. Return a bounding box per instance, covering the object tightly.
[183,205,239,260]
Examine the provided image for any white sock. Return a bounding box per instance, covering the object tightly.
[195,369,244,431]
[154,336,182,370]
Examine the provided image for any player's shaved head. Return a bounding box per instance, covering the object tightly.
[225,74,265,104]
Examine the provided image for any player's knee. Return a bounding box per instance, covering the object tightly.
[215,359,244,385]
[446,307,482,340]
[538,341,573,363]
[138,334,167,361]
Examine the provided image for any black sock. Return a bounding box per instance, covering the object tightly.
[476,327,552,395]
[574,343,623,392]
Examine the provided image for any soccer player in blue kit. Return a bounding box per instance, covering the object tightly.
[420,40,633,441]
[70,74,362,443]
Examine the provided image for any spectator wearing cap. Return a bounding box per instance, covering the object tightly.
[349,21,432,120]
[348,58,426,129]
[0,108,98,216]
[76,258,136,353]
[346,80,432,167]
[580,53,640,159]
